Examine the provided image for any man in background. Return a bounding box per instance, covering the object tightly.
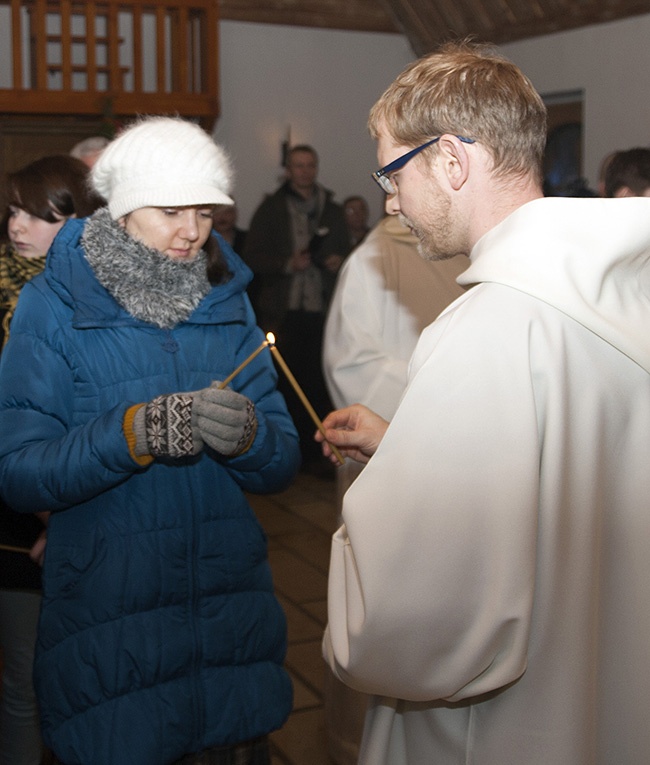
[342,195,371,249]
[322,209,467,765]
[604,146,650,197]
[244,145,349,474]
[69,136,109,168]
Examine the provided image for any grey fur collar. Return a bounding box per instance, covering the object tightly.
[82,208,211,328]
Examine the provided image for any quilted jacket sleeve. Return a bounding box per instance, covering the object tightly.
[0,283,139,513]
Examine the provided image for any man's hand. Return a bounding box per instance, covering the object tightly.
[289,249,311,272]
[323,253,344,274]
[316,404,388,464]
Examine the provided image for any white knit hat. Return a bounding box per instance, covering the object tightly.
[92,116,234,219]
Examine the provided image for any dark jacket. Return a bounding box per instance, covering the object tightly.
[0,218,300,765]
[0,241,44,590]
[243,181,350,329]
[0,504,42,590]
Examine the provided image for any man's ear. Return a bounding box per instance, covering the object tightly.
[437,135,471,191]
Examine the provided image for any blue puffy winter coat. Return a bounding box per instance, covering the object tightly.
[0,218,301,765]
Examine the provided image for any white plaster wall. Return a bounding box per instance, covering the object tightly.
[4,11,649,212]
[501,14,650,191]
[216,14,650,225]
[215,21,414,227]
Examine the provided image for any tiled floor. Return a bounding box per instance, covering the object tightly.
[246,470,340,765]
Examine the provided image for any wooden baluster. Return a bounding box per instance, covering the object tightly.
[10,0,23,88]
[61,0,72,91]
[85,0,97,92]
[156,4,166,94]
[188,10,196,93]
[108,0,120,92]
[175,4,189,94]
[33,0,47,90]
[205,2,218,108]
[189,8,204,95]
[132,2,143,94]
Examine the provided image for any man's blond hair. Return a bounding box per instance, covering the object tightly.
[369,41,547,185]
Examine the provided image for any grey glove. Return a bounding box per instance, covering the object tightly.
[193,382,257,457]
[132,393,203,459]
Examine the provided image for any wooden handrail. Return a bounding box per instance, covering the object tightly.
[0,0,220,124]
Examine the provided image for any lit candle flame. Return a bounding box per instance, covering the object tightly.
[266,332,275,345]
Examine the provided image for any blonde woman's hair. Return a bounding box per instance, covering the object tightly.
[369,41,547,185]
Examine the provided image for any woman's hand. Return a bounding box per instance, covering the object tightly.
[29,511,50,567]
[316,404,388,465]
[29,529,47,567]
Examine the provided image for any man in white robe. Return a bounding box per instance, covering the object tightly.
[318,41,650,765]
[322,212,467,765]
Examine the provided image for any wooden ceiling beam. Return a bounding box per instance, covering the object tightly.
[384,0,650,52]
[484,0,650,44]
[378,0,453,56]
[218,0,650,54]
[219,0,399,33]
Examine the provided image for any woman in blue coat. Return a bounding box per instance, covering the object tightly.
[0,117,301,765]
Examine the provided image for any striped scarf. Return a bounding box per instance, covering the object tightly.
[0,243,47,349]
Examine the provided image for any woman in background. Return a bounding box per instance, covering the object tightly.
[0,154,102,765]
[0,117,300,765]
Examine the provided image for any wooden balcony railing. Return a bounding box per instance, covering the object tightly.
[0,0,219,124]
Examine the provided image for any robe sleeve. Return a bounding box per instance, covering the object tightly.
[323,244,410,419]
[324,285,541,703]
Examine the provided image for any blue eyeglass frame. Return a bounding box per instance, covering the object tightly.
[372,135,476,194]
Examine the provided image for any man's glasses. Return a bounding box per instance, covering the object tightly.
[371,135,476,195]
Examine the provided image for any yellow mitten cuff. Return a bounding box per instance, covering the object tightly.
[123,404,155,467]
